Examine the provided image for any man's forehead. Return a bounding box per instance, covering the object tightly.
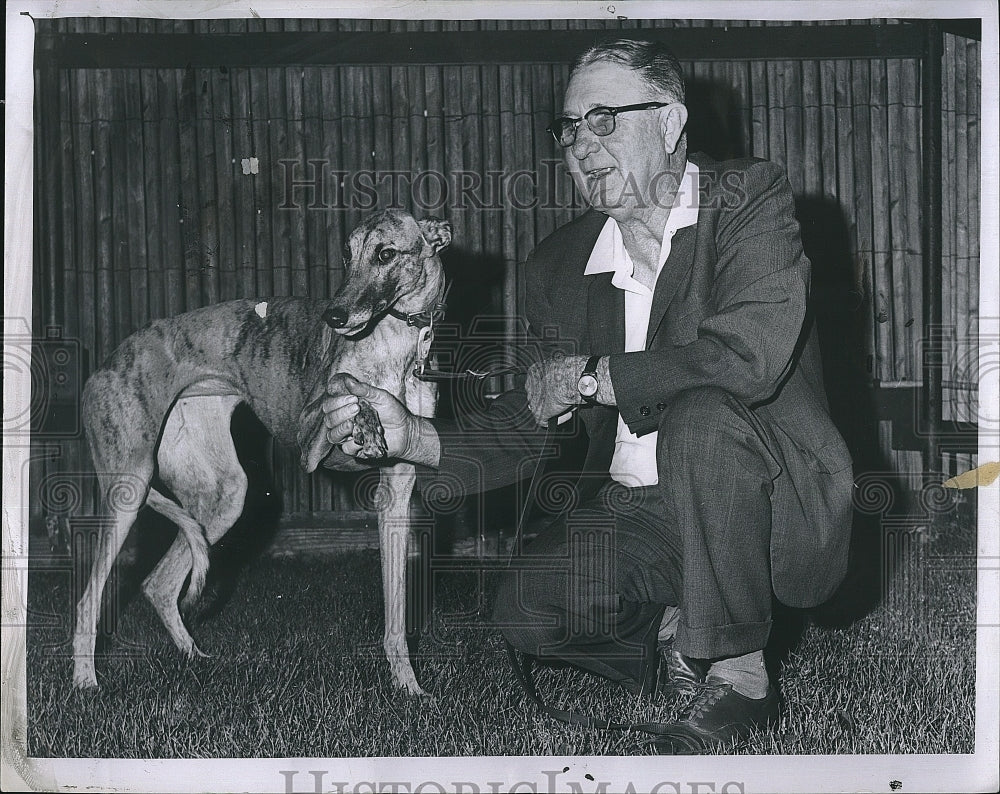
[563,61,649,111]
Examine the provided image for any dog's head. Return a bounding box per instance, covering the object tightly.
[323,211,451,336]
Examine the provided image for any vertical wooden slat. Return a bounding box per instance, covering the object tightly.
[901,59,922,385]
[940,35,956,420]
[497,54,518,376]
[782,60,803,194]
[231,67,257,299]
[269,64,292,297]
[850,60,878,381]
[93,69,115,360]
[71,67,97,365]
[250,67,273,298]
[965,37,980,430]
[748,35,768,159]
[37,65,62,329]
[869,57,894,382]
[122,68,149,333]
[210,51,238,302]
[424,49,445,220]
[178,67,202,311]
[952,33,970,426]
[765,61,787,171]
[321,65,345,300]
[819,56,838,204]
[59,70,79,341]
[480,63,502,267]
[195,67,221,306]
[390,63,412,214]
[530,63,554,246]
[158,69,184,317]
[800,59,821,196]
[300,67,324,301]
[288,64,309,300]
[511,64,535,272]
[886,59,908,381]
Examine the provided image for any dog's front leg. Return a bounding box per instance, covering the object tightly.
[377,461,427,696]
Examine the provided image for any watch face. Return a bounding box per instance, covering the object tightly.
[578,374,599,398]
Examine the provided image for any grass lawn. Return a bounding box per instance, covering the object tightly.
[26,492,977,757]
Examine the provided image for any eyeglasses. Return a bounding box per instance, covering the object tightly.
[547,102,672,147]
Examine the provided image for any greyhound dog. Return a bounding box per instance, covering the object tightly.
[73,210,449,696]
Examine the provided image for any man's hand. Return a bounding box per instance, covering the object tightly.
[525,353,589,425]
[321,373,440,466]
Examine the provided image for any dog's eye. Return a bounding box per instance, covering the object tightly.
[378,248,397,264]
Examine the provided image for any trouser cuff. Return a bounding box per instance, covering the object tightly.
[675,618,772,660]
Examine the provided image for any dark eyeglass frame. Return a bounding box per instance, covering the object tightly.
[546,101,672,147]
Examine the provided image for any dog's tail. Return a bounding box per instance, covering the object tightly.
[179,519,211,612]
[146,487,211,611]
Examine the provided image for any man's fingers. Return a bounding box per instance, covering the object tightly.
[341,438,362,456]
[322,396,359,427]
[326,419,355,443]
[340,375,379,399]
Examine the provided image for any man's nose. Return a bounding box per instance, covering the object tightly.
[570,127,601,159]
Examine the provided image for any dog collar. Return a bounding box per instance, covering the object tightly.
[386,302,447,329]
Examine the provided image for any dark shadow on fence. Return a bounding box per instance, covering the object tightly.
[795,196,900,633]
[685,78,749,161]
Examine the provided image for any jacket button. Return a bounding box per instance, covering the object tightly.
[656,402,666,411]
[640,405,651,417]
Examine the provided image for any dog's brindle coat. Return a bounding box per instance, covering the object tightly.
[74,211,449,696]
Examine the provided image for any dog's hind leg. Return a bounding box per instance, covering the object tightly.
[74,367,162,689]
[142,396,248,657]
[73,466,153,689]
[377,462,427,696]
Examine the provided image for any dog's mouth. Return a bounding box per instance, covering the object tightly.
[325,299,392,336]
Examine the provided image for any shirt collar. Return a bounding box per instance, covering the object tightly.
[584,159,700,277]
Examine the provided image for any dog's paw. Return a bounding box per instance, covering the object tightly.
[352,398,388,459]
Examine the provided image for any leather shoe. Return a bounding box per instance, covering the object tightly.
[658,638,709,693]
[648,677,779,754]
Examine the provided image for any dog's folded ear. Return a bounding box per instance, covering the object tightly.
[297,364,339,473]
[418,217,452,254]
[297,392,334,474]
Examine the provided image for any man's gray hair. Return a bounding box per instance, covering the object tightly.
[572,37,686,103]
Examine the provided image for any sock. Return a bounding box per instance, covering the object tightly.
[657,606,680,644]
[706,650,769,699]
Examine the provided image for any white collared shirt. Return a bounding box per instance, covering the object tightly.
[583,160,700,487]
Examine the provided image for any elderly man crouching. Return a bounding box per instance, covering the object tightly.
[320,37,853,754]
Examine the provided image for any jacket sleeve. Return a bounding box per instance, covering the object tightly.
[610,160,810,437]
[422,251,556,498]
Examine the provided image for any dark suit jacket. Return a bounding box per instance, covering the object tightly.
[433,153,854,608]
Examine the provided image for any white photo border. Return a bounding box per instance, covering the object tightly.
[3,1,997,792]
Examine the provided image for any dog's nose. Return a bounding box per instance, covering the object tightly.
[323,307,349,328]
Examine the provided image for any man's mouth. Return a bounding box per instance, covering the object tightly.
[586,166,615,182]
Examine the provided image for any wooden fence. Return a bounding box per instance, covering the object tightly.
[29,17,981,529]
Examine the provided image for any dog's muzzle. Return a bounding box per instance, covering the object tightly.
[323,307,349,328]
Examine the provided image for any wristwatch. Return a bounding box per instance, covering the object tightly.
[577,355,602,405]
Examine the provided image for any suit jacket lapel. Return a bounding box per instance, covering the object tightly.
[587,272,624,355]
[645,224,697,348]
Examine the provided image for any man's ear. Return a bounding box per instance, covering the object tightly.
[661,103,689,155]
[418,217,453,254]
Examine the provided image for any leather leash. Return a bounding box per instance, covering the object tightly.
[395,301,669,733]
[500,418,673,737]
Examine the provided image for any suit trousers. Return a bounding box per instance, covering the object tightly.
[492,386,781,690]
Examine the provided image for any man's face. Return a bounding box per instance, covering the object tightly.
[561,61,681,224]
